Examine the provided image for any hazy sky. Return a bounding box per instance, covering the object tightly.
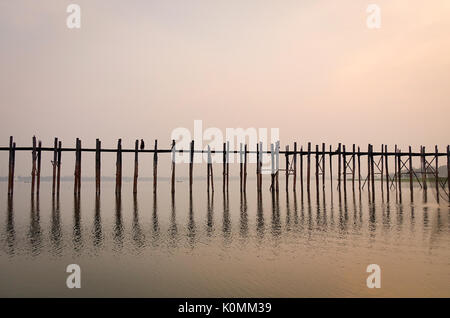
[1,0,449,177]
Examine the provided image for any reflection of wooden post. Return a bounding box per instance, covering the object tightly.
[52,137,58,196]
[153,139,158,194]
[37,141,42,196]
[435,145,439,201]
[293,142,297,192]
[171,140,176,194]
[385,145,389,201]
[115,139,122,195]
[57,141,62,196]
[31,136,37,196]
[133,139,138,194]
[95,139,101,195]
[243,144,248,193]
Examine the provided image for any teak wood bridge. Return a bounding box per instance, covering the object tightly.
[2,136,450,203]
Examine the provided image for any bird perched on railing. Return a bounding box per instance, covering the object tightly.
[140,139,145,150]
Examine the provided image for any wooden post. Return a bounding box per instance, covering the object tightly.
[398,149,402,201]
[256,143,260,192]
[294,142,297,192]
[322,143,326,189]
[207,145,211,193]
[96,139,101,195]
[57,141,62,195]
[270,143,275,191]
[226,141,230,191]
[171,140,176,194]
[189,140,194,191]
[408,146,413,201]
[275,141,279,193]
[435,145,439,201]
[74,138,78,195]
[447,145,450,201]
[7,136,13,196]
[337,143,341,190]
[240,143,243,193]
[421,146,427,190]
[315,144,319,194]
[343,145,347,194]
[329,145,333,193]
[394,144,398,195]
[357,146,361,193]
[243,144,248,193]
[380,144,384,194]
[37,141,42,196]
[352,144,355,192]
[259,141,263,192]
[307,142,311,192]
[370,144,375,197]
[300,146,304,195]
[133,139,138,194]
[208,145,214,193]
[52,137,58,196]
[153,139,158,194]
[31,136,37,196]
[385,145,389,201]
[10,141,16,196]
[223,142,226,192]
[115,138,122,195]
[286,145,289,192]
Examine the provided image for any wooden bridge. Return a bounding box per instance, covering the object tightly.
[2,136,449,203]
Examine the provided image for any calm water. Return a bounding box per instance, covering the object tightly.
[0,178,449,297]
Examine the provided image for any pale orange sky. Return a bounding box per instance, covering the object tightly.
[0,0,449,177]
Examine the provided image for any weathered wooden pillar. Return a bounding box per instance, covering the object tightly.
[275,141,279,193]
[256,143,261,192]
[37,141,42,196]
[57,141,62,195]
[380,145,384,194]
[394,144,398,196]
[31,136,37,196]
[74,138,81,196]
[343,145,347,194]
[226,141,230,191]
[153,139,158,194]
[408,146,413,201]
[171,140,176,194]
[115,138,122,195]
[209,145,214,192]
[315,144,319,194]
[357,146,361,193]
[366,144,371,191]
[52,137,58,196]
[270,143,275,191]
[307,142,311,192]
[300,146,304,195]
[421,146,427,190]
[286,145,290,192]
[259,141,263,192]
[435,145,439,201]
[95,139,101,195]
[329,145,333,193]
[7,136,14,196]
[133,139,138,194]
[447,145,450,201]
[240,143,243,192]
[243,144,248,193]
[398,149,402,202]
[207,145,211,193]
[189,140,194,191]
[385,145,389,201]
[223,142,226,192]
[370,144,375,198]
[337,143,341,189]
[322,143,326,189]
[352,144,355,192]
[294,142,298,192]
